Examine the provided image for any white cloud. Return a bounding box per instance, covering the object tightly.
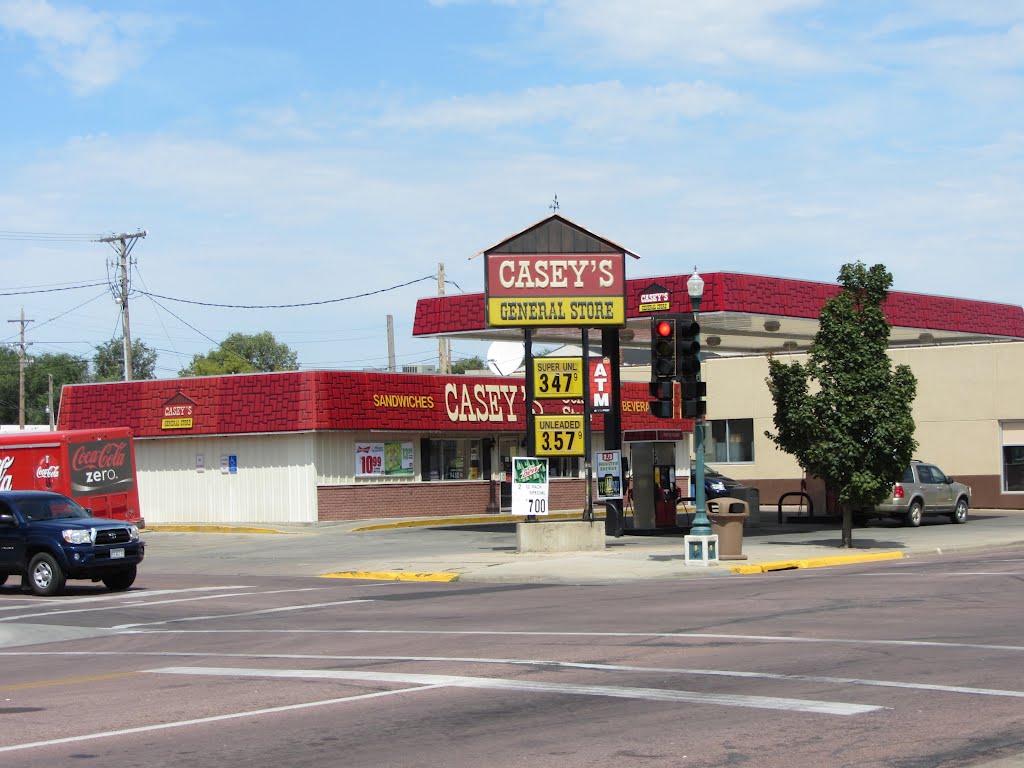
[0,0,176,94]
[379,80,740,134]
[541,0,830,69]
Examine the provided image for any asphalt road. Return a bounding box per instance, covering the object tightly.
[0,538,1022,768]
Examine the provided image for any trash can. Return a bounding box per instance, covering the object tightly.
[707,497,749,560]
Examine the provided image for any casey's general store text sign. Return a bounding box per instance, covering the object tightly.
[485,253,626,327]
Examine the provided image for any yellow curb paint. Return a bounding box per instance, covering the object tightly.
[144,525,292,534]
[321,571,459,583]
[729,551,904,574]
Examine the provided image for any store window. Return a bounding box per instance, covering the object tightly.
[548,456,582,478]
[423,438,484,480]
[1002,423,1024,493]
[704,418,754,464]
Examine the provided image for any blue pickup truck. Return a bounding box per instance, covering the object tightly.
[0,490,145,596]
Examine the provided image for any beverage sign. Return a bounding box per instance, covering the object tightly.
[594,450,624,500]
[533,357,583,399]
[68,437,135,496]
[485,253,626,327]
[511,457,549,516]
[355,442,415,477]
[534,415,585,457]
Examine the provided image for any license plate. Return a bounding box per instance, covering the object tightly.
[111,548,125,559]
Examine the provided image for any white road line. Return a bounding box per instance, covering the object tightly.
[116,628,1024,653]
[3,650,1020,701]
[0,587,326,623]
[0,684,444,754]
[0,585,253,612]
[151,665,884,715]
[112,599,373,629]
[858,571,1024,576]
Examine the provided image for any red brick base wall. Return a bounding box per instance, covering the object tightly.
[317,479,590,522]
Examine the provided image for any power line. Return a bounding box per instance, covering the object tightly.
[136,275,438,309]
[0,281,108,297]
[0,230,103,242]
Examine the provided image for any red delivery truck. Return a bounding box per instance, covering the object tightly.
[0,427,143,527]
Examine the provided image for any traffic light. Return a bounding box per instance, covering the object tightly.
[676,312,706,418]
[676,313,701,379]
[649,315,677,419]
[650,315,677,380]
[680,378,707,418]
[648,380,674,419]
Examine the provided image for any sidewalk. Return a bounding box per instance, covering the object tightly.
[198,507,1024,584]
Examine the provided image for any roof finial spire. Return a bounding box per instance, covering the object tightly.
[549,194,559,213]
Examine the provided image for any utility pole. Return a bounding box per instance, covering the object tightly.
[7,308,32,429]
[437,263,451,373]
[386,314,396,372]
[96,230,147,381]
[47,374,55,430]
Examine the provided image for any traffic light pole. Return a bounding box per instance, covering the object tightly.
[689,291,711,536]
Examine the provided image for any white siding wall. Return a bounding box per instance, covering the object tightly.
[315,432,422,484]
[135,434,317,524]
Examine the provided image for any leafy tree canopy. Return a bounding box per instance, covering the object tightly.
[93,337,158,382]
[179,331,298,377]
[0,349,90,425]
[765,262,918,547]
[451,355,487,375]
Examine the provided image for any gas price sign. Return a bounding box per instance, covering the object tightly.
[532,357,584,399]
[534,415,585,457]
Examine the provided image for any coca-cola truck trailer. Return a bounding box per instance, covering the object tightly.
[0,428,143,527]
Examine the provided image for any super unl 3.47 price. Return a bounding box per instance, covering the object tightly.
[534,415,585,457]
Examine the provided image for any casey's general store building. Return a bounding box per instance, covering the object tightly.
[56,216,1024,525]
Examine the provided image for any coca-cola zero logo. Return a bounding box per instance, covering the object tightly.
[71,441,128,472]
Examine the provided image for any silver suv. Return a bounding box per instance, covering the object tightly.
[867,461,971,527]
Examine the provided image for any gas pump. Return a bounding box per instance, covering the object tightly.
[625,440,688,530]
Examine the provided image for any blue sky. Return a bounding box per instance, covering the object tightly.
[1,0,1022,377]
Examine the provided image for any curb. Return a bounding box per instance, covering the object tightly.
[320,570,460,583]
[144,525,294,534]
[729,551,905,574]
[349,512,589,531]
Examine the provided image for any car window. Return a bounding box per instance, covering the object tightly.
[928,465,947,483]
[902,466,915,483]
[49,500,87,519]
[17,500,52,521]
[917,465,936,484]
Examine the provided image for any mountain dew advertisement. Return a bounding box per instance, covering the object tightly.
[512,457,549,516]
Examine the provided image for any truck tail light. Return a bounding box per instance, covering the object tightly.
[893,485,905,500]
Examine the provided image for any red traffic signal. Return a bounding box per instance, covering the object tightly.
[650,315,678,381]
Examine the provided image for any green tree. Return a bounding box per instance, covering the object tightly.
[26,352,90,424]
[451,355,487,375]
[765,262,918,548]
[93,337,159,381]
[0,346,21,423]
[0,350,89,425]
[179,331,298,377]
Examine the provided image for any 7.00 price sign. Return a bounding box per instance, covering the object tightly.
[534,415,585,457]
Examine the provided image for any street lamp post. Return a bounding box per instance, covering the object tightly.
[687,269,712,537]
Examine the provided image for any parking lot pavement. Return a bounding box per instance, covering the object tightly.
[143,508,1024,584]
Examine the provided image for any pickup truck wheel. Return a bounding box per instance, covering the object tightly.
[950,498,969,524]
[28,553,66,596]
[102,565,137,592]
[904,501,923,528]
